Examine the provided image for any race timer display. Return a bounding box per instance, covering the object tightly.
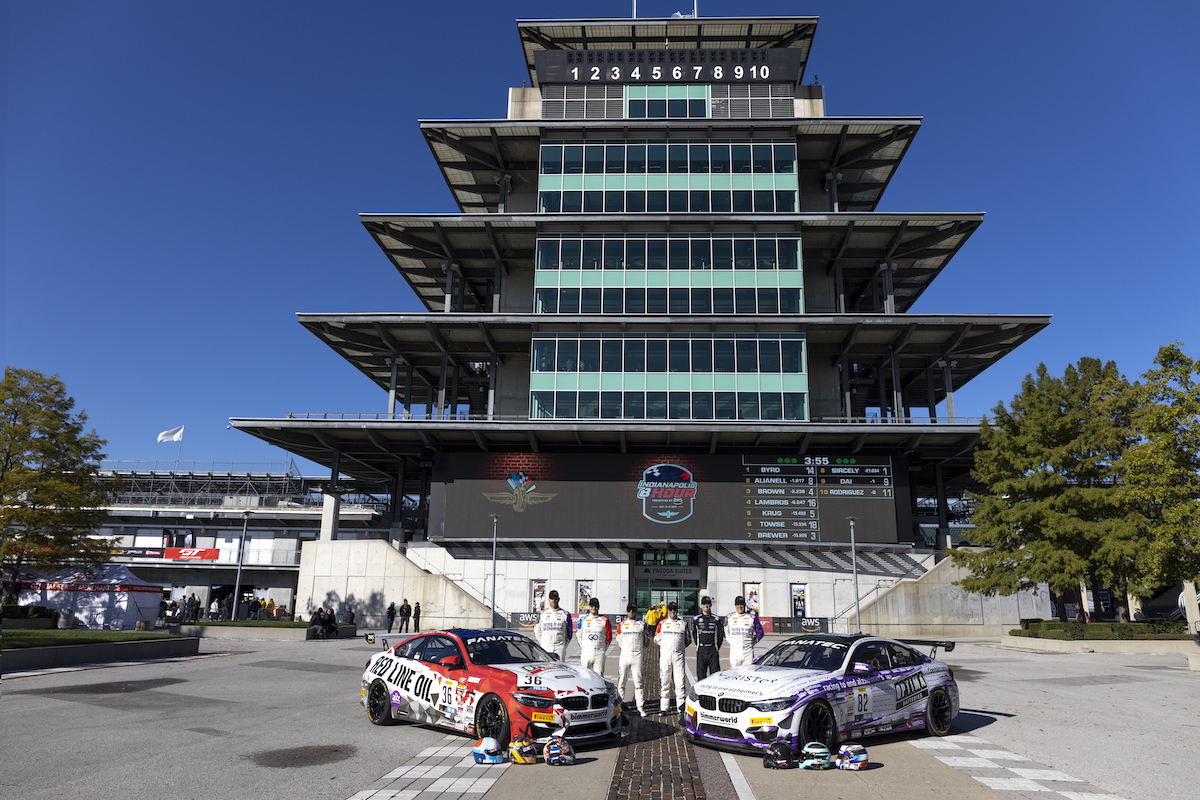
[742,456,894,542]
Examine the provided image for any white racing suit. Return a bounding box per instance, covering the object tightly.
[655,616,691,712]
[725,611,764,667]
[534,607,573,659]
[578,613,612,675]
[616,618,648,714]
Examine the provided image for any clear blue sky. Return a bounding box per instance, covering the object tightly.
[6,1,1199,471]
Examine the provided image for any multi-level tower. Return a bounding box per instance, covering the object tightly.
[234,16,1047,623]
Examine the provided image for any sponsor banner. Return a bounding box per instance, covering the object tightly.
[21,581,161,593]
[111,547,166,558]
[795,617,829,634]
[165,547,220,561]
[893,672,929,710]
[633,565,703,579]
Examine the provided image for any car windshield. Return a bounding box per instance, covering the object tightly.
[463,634,554,666]
[757,639,849,671]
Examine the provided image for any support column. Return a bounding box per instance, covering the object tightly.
[320,450,341,542]
[825,170,842,212]
[443,263,455,312]
[891,354,903,422]
[942,358,957,422]
[403,362,414,419]
[877,364,889,421]
[495,173,511,214]
[449,361,461,420]
[881,262,897,314]
[387,357,398,420]
[493,258,503,312]
[840,357,852,419]
[934,463,949,550]
[394,458,408,542]
[487,357,498,420]
[834,261,846,313]
[926,363,938,423]
[436,353,449,420]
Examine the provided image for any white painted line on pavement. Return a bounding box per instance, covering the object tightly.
[1010,768,1083,782]
[720,751,757,800]
[974,776,1053,792]
[935,756,1000,768]
[1057,793,1130,800]
[968,748,1029,761]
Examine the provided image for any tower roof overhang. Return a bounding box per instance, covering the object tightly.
[517,17,819,89]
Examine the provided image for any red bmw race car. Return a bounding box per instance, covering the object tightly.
[361,628,625,746]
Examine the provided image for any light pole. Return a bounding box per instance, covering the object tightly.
[489,513,500,627]
[846,516,861,633]
[232,511,249,621]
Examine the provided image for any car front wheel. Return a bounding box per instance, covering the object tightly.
[475,693,511,747]
[798,698,838,751]
[924,687,953,736]
[367,680,394,726]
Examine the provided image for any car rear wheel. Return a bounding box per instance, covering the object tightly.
[367,680,394,726]
[925,687,953,736]
[798,698,837,751]
[475,693,511,747]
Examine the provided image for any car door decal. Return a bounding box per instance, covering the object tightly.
[893,671,929,712]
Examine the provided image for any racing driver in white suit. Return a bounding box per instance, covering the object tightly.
[577,597,613,675]
[616,603,649,717]
[533,589,573,659]
[725,595,764,667]
[654,601,692,715]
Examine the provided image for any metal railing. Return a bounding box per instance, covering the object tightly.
[283,411,984,425]
[103,459,299,474]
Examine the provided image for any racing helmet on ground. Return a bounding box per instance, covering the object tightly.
[762,742,795,769]
[799,742,833,770]
[472,737,506,764]
[835,743,868,770]
[543,735,575,766]
[508,736,538,764]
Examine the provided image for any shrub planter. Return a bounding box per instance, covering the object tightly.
[1,637,200,672]
[1001,634,1199,657]
[3,618,55,630]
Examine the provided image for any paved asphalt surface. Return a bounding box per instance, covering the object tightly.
[1,632,1195,800]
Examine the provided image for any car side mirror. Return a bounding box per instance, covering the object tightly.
[439,654,465,670]
[851,661,874,675]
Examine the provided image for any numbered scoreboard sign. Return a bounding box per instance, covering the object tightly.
[535,49,804,85]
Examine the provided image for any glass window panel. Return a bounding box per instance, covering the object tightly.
[669,340,690,371]
[537,240,560,270]
[669,240,689,270]
[757,288,779,314]
[626,191,646,212]
[581,288,602,314]
[563,146,583,174]
[647,288,667,314]
[647,240,667,270]
[753,190,775,212]
[584,191,603,212]
[669,144,688,173]
[689,144,709,173]
[774,145,796,174]
[692,392,714,419]
[710,144,731,173]
[733,190,753,212]
[714,340,735,372]
[753,144,773,174]
[715,391,737,419]
[734,240,754,269]
[556,340,578,371]
[712,239,733,269]
[624,340,645,371]
[669,392,690,419]
[688,98,706,118]
[647,144,667,173]
[561,239,581,270]
[713,288,734,314]
[760,392,783,420]
[759,340,781,372]
[736,339,758,372]
[626,239,645,269]
[774,191,795,213]
[667,99,687,118]
[625,288,646,313]
[711,191,732,213]
[692,340,713,371]
[646,392,667,419]
[756,239,777,269]
[601,391,622,419]
[778,238,799,270]
[539,191,561,213]
[737,392,760,420]
[602,340,622,371]
[628,99,647,118]
[669,287,689,314]
[647,98,667,117]
[582,240,603,270]
[603,288,623,313]
[605,145,625,173]
[562,191,583,212]
[540,145,563,175]
[556,391,577,418]
[690,288,712,314]
[584,146,604,174]
[732,144,752,174]
[578,391,599,419]
[559,288,580,313]
[783,392,806,420]
[531,391,554,418]
[627,144,646,173]
[689,191,709,212]
[735,287,756,314]
[579,340,600,371]
[669,191,688,212]
[691,239,711,269]
[532,341,556,371]
[624,391,645,418]
[647,191,667,212]
[604,240,623,269]
[535,288,558,314]
[780,288,801,314]
[646,340,667,371]
[781,340,803,373]
[605,191,624,212]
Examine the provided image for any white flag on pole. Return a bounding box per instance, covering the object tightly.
[157,425,185,443]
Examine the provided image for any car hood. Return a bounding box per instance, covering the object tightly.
[694,665,839,699]
[491,661,609,696]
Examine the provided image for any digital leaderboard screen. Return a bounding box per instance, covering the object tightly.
[429,453,899,545]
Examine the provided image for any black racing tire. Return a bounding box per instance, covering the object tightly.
[798,698,838,751]
[474,693,511,747]
[925,687,953,737]
[366,680,395,726]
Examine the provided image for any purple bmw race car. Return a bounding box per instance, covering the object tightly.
[682,633,959,754]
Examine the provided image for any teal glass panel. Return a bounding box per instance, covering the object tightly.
[714,374,736,392]
[538,175,563,192]
[648,84,668,99]
[731,174,754,191]
[668,271,690,287]
[535,272,559,288]
[710,174,731,190]
[583,175,604,191]
[646,374,668,391]
[563,175,584,191]
[623,373,645,391]
[602,270,625,287]
[736,374,760,392]
[668,174,689,190]
[691,373,713,391]
[781,375,809,392]
[669,373,691,391]
[530,373,556,391]
[758,374,782,392]
[646,271,669,287]
[626,175,646,191]
[601,373,623,390]
[578,373,601,391]
[556,373,578,391]
[647,174,668,191]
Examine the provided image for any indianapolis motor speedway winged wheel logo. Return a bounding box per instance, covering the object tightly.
[482,472,557,512]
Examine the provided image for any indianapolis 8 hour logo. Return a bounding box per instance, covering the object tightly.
[636,464,698,524]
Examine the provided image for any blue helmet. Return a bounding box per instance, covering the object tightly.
[472,737,506,764]
[800,742,833,770]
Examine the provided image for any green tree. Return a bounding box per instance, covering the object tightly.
[950,358,1143,616]
[1124,343,1200,585]
[1,368,114,603]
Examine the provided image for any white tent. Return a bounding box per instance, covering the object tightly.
[19,565,164,630]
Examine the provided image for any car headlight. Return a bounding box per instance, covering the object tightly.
[605,681,621,704]
[512,692,556,709]
[752,697,796,712]
[687,686,698,702]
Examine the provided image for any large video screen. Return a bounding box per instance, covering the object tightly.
[429,453,899,545]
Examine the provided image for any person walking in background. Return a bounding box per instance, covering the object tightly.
[691,596,724,680]
[725,595,764,667]
[534,590,573,659]
[266,598,276,619]
[209,598,219,621]
[578,597,612,675]
[412,602,421,632]
[655,602,691,715]
[398,600,411,633]
[386,602,397,633]
[616,604,648,717]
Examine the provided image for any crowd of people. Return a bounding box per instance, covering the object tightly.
[385,599,420,633]
[160,593,288,623]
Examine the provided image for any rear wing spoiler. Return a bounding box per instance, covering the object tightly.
[899,639,955,659]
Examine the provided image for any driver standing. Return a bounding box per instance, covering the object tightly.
[654,602,691,714]
[725,595,764,667]
[616,603,649,717]
[578,597,612,675]
[533,589,573,659]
